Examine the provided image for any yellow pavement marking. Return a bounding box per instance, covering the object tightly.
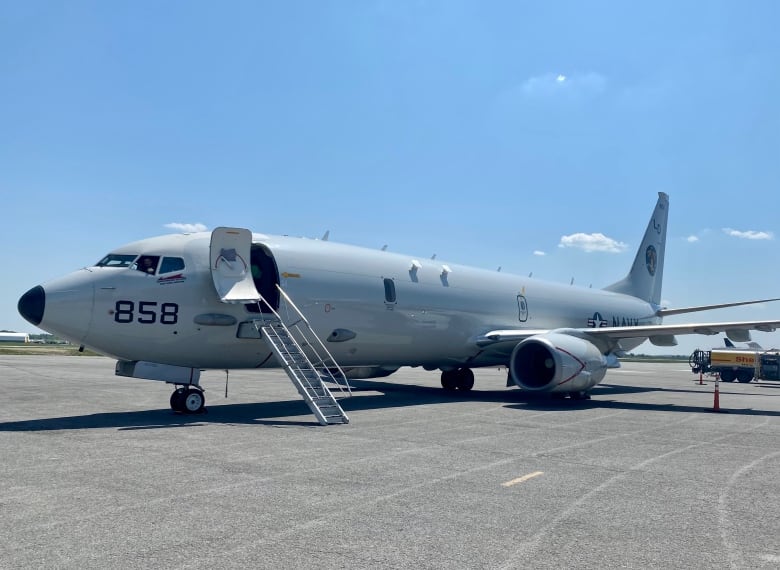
[502,471,544,487]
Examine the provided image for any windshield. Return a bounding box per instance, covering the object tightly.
[95,254,138,268]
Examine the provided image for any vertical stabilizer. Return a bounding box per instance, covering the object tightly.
[604,192,668,305]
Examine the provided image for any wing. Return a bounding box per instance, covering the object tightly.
[476,319,780,354]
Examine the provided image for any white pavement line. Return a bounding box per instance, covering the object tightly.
[189,413,705,567]
[497,416,772,570]
[718,448,780,569]
[502,471,544,487]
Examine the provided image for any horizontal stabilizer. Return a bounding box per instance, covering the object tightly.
[656,297,780,317]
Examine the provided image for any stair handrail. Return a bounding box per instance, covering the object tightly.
[275,285,352,396]
[254,320,346,425]
[253,287,351,396]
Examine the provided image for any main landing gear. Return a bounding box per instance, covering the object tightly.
[440,368,475,391]
[170,386,206,414]
[569,390,591,400]
[550,390,591,401]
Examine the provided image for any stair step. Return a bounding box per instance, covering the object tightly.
[259,311,349,426]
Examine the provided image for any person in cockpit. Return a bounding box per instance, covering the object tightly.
[137,256,157,274]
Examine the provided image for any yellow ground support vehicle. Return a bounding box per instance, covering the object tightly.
[689,349,780,382]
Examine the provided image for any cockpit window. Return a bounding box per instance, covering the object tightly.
[159,257,185,274]
[96,254,137,268]
[133,255,160,275]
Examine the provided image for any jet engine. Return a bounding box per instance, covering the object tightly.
[509,332,608,393]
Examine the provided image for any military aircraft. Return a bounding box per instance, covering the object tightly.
[17,193,780,423]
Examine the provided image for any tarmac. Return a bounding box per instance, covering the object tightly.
[1,355,779,569]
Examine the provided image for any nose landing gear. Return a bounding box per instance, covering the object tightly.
[170,386,206,414]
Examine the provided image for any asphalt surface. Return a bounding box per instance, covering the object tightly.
[1,356,779,569]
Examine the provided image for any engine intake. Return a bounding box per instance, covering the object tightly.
[509,332,608,393]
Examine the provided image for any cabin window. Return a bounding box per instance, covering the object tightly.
[95,254,137,268]
[384,278,396,303]
[159,257,185,274]
[133,255,160,275]
[517,295,529,322]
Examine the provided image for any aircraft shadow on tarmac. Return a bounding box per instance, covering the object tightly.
[2,381,780,432]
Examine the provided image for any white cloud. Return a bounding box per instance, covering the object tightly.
[533,250,546,256]
[723,228,774,240]
[686,235,699,243]
[558,232,628,253]
[165,222,208,233]
[521,71,606,97]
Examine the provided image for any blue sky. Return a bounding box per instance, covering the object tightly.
[2,1,779,355]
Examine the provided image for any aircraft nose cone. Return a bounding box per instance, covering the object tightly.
[18,285,45,326]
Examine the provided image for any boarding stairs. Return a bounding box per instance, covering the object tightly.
[253,286,351,425]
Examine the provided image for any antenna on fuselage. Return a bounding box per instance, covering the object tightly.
[497,266,502,272]
[320,230,330,241]
[431,254,437,260]
[381,245,388,251]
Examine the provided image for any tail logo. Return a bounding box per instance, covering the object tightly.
[645,245,657,276]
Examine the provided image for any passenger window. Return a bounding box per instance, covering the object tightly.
[134,255,160,275]
[384,278,396,303]
[159,257,185,274]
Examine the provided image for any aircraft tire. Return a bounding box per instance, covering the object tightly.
[456,368,474,391]
[570,391,591,401]
[441,370,458,391]
[170,388,187,412]
[183,388,205,414]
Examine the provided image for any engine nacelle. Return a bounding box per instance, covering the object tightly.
[509,332,608,393]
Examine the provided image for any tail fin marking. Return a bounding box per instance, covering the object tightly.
[604,192,669,305]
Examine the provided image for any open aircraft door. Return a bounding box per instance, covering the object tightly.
[210,227,261,303]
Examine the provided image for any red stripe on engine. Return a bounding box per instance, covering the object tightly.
[554,346,586,386]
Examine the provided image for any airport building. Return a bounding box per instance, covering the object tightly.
[0,332,30,343]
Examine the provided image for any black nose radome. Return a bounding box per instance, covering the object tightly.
[18,286,45,326]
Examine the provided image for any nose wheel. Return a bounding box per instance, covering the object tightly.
[170,387,206,414]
